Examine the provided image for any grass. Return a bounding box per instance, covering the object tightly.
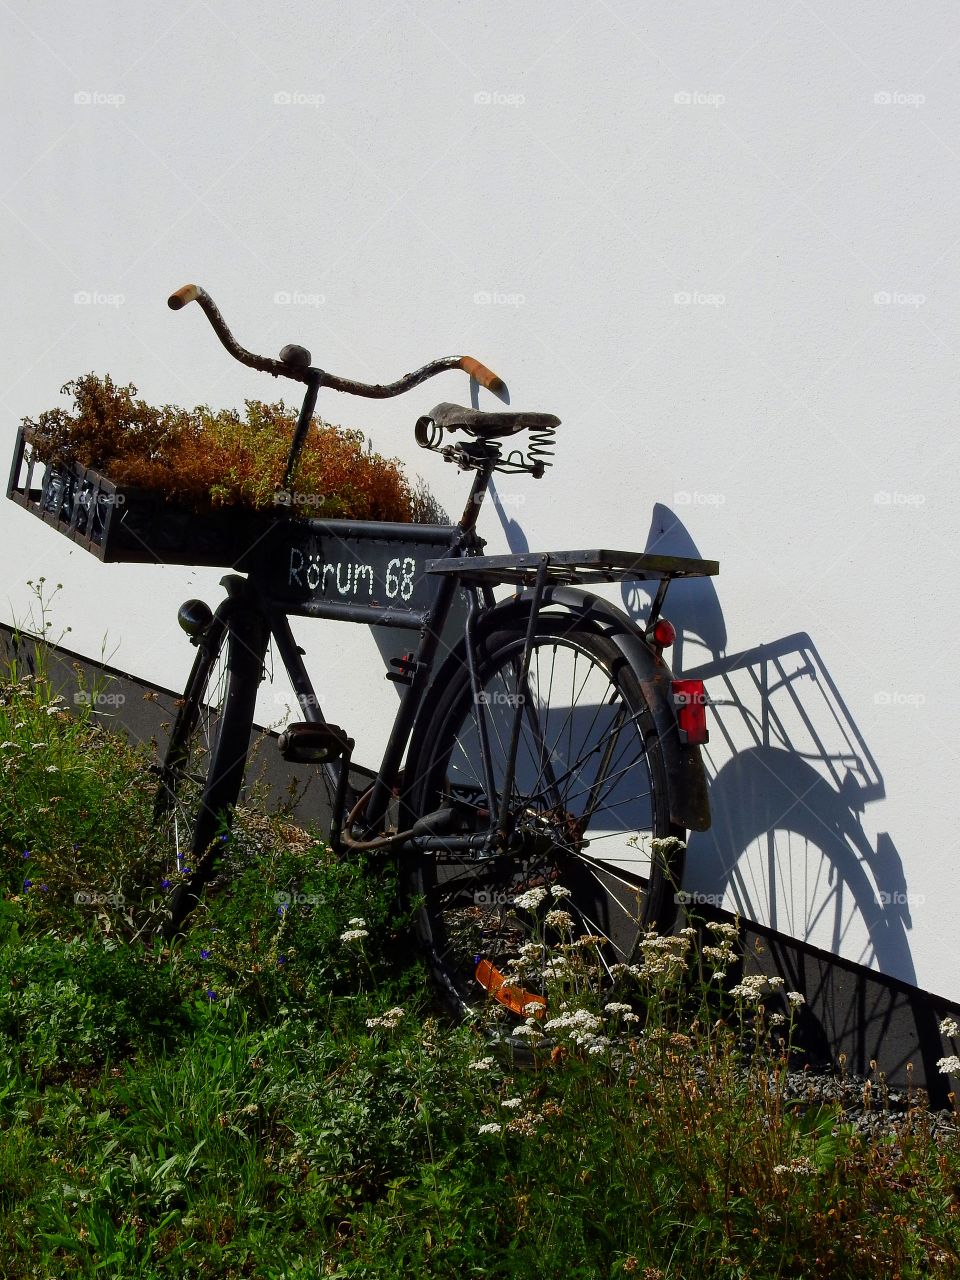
[1,608,960,1277]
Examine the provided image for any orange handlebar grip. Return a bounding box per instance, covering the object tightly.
[168,283,200,311]
[460,356,505,394]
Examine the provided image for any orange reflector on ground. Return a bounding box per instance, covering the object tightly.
[474,958,547,1019]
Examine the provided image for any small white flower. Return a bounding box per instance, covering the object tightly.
[365,1006,404,1030]
[773,1158,816,1175]
[348,916,367,928]
[587,1038,611,1055]
[768,1013,787,1027]
[468,1057,496,1072]
[478,1122,502,1135]
[786,991,805,1007]
[501,1097,523,1109]
[545,909,574,930]
[512,1024,543,1039]
[339,928,368,944]
[604,1002,633,1016]
[940,1017,960,1039]
[937,1055,960,1075]
[707,921,739,940]
[549,884,572,899]
[45,765,59,773]
[622,1012,640,1023]
[514,886,548,911]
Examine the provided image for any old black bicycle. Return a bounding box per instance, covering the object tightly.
[11,284,718,1020]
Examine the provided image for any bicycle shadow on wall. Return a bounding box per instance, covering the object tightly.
[620,504,916,979]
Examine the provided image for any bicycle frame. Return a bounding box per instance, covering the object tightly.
[220,448,500,844]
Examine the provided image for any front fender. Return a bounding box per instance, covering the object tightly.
[417,586,711,832]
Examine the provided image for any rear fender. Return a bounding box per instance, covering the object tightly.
[416,586,711,832]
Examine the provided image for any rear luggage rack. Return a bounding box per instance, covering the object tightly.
[426,548,719,588]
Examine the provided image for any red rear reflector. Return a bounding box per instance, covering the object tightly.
[672,679,709,745]
[475,958,547,1018]
[651,618,676,647]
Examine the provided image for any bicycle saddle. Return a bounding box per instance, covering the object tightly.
[422,402,561,439]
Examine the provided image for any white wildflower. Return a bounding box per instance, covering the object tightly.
[786,991,805,1007]
[773,1157,816,1176]
[478,1123,502,1135]
[340,927,368,944]
[549,884,572,899]
[587,1037,611,1055]
[622,1012,640,1023]
[468,1057,496,1072]
[514,886,548,911]
[937,1055,960,1075]
[604,1002,633,1016]
[512,1025,543,1039]
[940,1017,960,1039]
[768,1013,787,1027]
[729,974,783,1002]
[501,1097,523,1110]
[348,916,367,928]
[365,1006,404,1030]
[702,945,734,963]
[544,909,574,931]
[45,765,59,773]
[707,921,739,940]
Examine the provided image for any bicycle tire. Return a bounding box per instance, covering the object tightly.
[401,615,683,1019]
[153,603,267,938]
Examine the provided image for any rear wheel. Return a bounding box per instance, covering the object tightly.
[153,605,266,937]
[401,617,683,1019]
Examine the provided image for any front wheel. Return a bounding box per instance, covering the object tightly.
[152,603,267,938]
[401,616,684,1019]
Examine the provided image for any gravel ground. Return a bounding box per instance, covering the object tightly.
[777,1063,960,1141]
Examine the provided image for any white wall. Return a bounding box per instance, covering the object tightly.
[2,1,957,996]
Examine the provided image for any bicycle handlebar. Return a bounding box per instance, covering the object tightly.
[167,283,505,396]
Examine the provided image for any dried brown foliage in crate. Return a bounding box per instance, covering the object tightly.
[22,373,446,523]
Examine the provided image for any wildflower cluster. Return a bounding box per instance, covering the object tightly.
[340,917,369,945]
[365,1006,404,1031]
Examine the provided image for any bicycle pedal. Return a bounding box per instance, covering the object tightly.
[278,722,353,764]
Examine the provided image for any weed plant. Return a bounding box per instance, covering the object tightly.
[0,621,959,1276]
